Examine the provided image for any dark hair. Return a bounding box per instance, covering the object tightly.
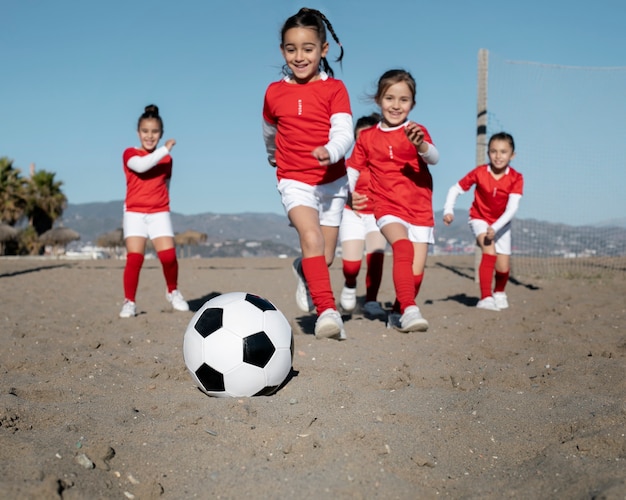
[280,7,343,77]
[137,104,163,133]
[373,69,416,106]
[354,112,381,135]
[488,132,515,151]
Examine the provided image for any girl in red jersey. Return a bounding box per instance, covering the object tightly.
[348,69,440,333]
[119,104,189,318]
[443,132,523,311]
[263,8,353,340]
[339,113,388,321]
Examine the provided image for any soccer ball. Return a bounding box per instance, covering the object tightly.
[183,292,294,397]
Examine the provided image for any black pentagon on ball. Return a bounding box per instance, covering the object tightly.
[194,308,223,338]
[244,293,276,312]
[243,331,276,367]
[195,363,225,392]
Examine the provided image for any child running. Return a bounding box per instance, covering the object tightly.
[119,104,189,318]
[443,132,524,311]
[339,113,388,320]
[262,7,354,339]
[347,69,439,333]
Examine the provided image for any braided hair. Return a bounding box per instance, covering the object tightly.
[280,7,343,77]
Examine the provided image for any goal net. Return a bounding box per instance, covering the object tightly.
[479,49,626,278]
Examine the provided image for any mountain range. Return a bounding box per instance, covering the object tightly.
[60,200,626,258]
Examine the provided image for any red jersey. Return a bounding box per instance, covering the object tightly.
[263,77,351,186]
[459,164,524,224]
[123,147,172,213]
[347,123,435,226]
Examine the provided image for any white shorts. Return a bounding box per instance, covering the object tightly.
[339,208,381,242]
[468,219,512,255]
[123,211,174,239]
[277,176,348,227]
[377,215,434,244]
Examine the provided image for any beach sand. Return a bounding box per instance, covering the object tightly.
[0,255,624,499]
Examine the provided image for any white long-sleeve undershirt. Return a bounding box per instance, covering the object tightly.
[126,146,170,174]
[492,194,522,232]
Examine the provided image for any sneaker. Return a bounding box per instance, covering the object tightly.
[386,312,401,330]
[493,292,509,309]
[166,289,190,312]
[314,309,346,340]
[292,257,314,313]
[476,296,500,311]
[119,300,136,318]
[340,285,357,312]
[362,301,387,320]
[396,305,429,333]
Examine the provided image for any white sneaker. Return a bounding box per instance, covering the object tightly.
[476,296,500,311]
[166,290,190,312]
[362,301,387,320]
[493,292,509,309]
[119,300,136,318]
[292,258,314,313]
[396,305,429,333]
[314,309,346,340]
[340,285,357,312]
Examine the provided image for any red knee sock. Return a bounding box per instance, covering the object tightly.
[157,248,178,293]
[123,252,144,302]
[365,251,384,302]
[413,272,424,298]
[479,254,497,299]
[494,269,509,293]
[391,239,415,313]
[342,259,361,288]
[302,255,336,314]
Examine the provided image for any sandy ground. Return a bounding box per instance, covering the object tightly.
[0,255,625,499]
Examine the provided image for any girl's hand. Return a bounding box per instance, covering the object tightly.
[351,191,368,212]
[404,122,424,148]
[485,226,495,240]
[311,146,331,166]
[165,139,176,151]
[443,213,454,226]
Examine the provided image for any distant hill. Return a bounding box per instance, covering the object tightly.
[60,201,626,258]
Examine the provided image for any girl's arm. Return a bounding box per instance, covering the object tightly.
[443,183,465,225]
[419,142,440,165]
[491,194,522,232]
[127,146,170,173]
[262,120,278,167]
[324,113,354,164]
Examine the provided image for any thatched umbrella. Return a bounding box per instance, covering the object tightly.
[0,223,18,255]
[39,226,80,255]
[174,229,207,258]
[96,228,124,248]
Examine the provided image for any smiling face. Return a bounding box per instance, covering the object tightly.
[377,81,415,128]
[280,27,328,84]
[137,118,162,152]
[488,139,515,172]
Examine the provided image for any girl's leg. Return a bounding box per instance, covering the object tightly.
[475,233,499,310]
[288,206,336,315]
[123,236,146,302]
[380,223,414,313]
[340,239,364,312]
[153,236,189,311]
[364,230,387,303]
[494,254,511,292]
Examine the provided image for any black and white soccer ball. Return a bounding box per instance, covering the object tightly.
[183,292,294,397]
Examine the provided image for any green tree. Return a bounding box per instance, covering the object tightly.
[24,169,68,236]
[0,157,27,225]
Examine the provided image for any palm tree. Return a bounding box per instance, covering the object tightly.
[24,169,68,236]
[0,157,27,225]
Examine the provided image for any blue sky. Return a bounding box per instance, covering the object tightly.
[2,0,625,226]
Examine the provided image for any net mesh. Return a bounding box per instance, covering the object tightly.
[484,51,626,277]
